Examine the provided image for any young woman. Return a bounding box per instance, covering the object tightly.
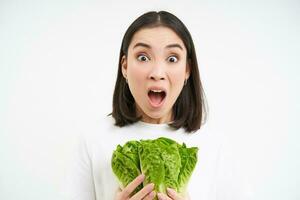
[111,10,206,200]
[64,11,248,200]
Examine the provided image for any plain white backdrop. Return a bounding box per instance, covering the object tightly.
[0,0,299,199]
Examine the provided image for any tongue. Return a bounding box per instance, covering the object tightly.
[149,92,164,106]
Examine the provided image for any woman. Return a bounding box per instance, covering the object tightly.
[64,11,247,200]
[111,10,207,200]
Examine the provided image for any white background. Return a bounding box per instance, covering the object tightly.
[0,0,299,199]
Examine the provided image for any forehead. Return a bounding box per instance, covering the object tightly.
[129,26,186,50]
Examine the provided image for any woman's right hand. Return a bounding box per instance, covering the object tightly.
[115,174,156,200]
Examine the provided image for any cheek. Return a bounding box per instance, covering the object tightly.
[127,62,147,94]
[169,68,186,91]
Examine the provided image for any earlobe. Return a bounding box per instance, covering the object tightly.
[186,61,191,80]
[121,55,127,79]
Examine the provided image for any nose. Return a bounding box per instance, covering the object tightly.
[148,63,166,81]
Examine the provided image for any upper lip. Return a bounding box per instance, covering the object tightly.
[147,86,167,94]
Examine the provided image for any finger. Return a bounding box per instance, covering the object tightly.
[157,193,172,200]
[166,188,183,200]
[116,187,122,193]
[114,187,123,200]
[115,187,122,195]
[130,183,155,200]
[121,174,145,198]
[143,191,156,200]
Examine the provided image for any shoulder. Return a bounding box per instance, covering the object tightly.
[184,126,225,150]
[78,115,119,149]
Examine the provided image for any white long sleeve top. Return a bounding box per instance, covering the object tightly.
[62,116,252,200]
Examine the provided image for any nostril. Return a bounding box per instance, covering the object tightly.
[150,76,165,80]
[149,72,165,81]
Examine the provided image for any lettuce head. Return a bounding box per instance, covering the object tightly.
[111,137,198,197]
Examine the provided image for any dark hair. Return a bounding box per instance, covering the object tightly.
[110,11,208,133]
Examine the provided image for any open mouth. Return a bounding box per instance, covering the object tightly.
[148,89,167,107]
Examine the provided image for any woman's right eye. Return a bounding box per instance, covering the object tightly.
[137,54,150,62]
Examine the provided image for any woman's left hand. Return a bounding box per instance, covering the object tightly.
[156,188,190,200]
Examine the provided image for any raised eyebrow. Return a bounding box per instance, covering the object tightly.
[165,43,183,51]
[133,42,183,51]
[133,42,151,49]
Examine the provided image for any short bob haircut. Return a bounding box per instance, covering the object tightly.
[110,11,208,133]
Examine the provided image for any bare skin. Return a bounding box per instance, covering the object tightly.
[115,174,190,200]
[115,174,156,200]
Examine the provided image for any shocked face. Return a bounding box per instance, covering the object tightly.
[121,26,190,124]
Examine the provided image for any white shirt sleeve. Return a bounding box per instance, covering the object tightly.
[62,134,96,200]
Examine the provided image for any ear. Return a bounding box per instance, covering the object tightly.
[121,55,127,79]
[185,59,191,80]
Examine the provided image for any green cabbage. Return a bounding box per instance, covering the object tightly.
[111,137,198,197]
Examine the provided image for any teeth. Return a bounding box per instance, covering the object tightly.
[151,90,163,93]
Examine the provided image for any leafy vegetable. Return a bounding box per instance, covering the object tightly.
[111,137,198,197]
[111,142,142,194]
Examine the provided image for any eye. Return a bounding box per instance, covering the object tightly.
[137,54,150,62]
[167,55,178,63]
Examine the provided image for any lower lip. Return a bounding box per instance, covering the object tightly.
[147,94,166,108]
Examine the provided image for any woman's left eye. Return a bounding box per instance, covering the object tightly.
[167,56,178,63]
[137,54,150,62]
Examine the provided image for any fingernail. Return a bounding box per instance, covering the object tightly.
[150,191,156,197]
[167,188,175,194]
[139,174,145,180]
[149,183,155,189]
[157,193,163,200]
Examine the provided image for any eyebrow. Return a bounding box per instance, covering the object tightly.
[133,42,183,51]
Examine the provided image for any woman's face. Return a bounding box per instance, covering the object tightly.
[121,26,190,124]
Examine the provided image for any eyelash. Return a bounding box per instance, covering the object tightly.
[136,54,179,63]
[137,54,150,62]
[167,55,179,63]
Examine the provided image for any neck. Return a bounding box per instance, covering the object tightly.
[136,106,173,124]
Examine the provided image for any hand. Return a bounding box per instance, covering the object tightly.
[115,174,156,200]
[157,188,190,200]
